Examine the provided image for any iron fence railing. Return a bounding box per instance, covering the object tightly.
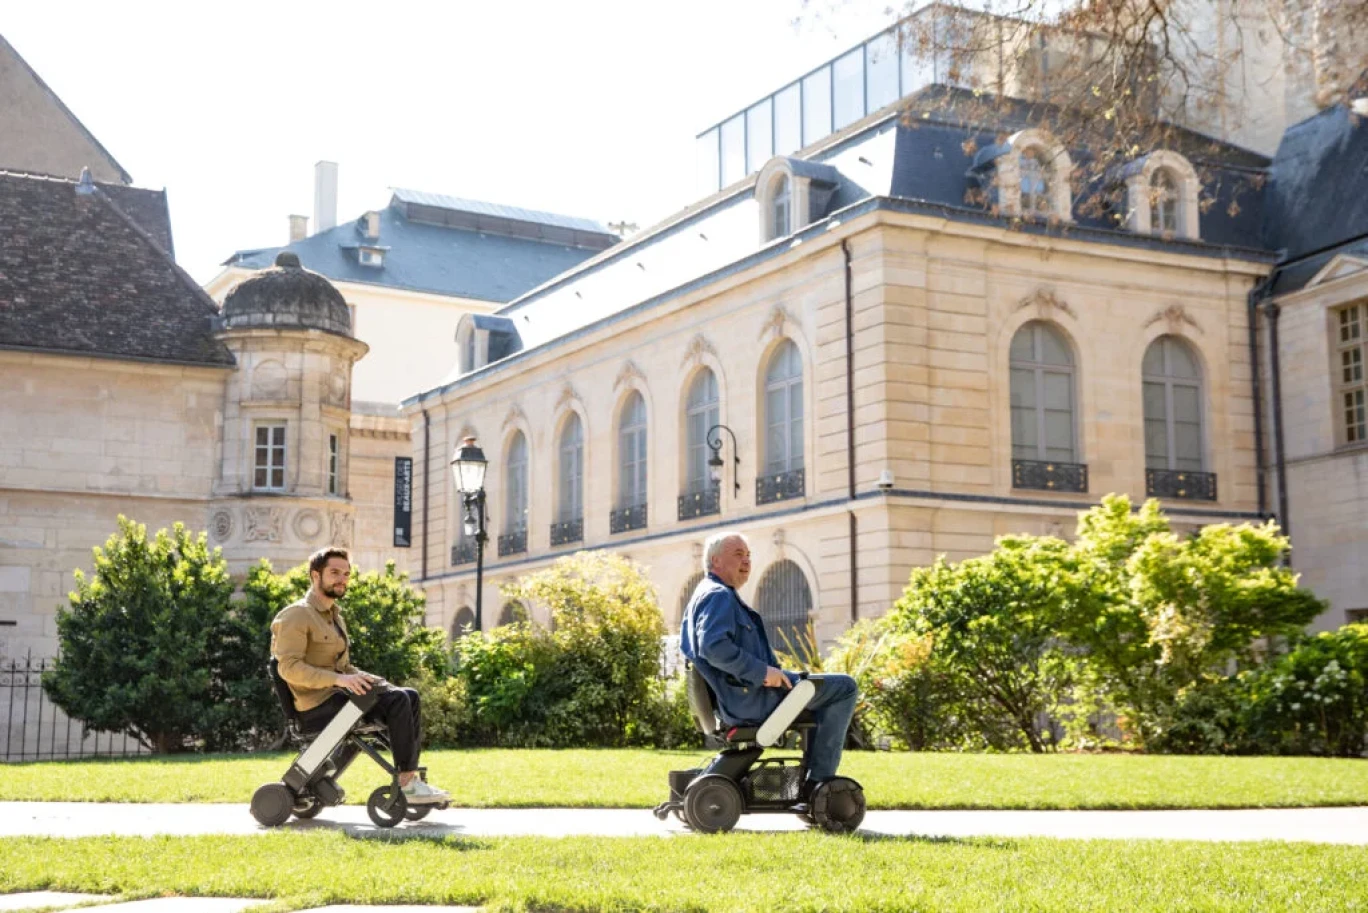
[2,655,149,762]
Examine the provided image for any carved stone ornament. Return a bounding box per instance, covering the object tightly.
[613,360,646,391]
[244,506,284,543]
[210,510,234,543]
[680,333,718,370]
[1144,303,1203,334]
[329,511,354,548]
[772,528,786,549]
[502,403,528,431]
[251,359,287,399]
[327,369,347,405]
[554,383,579,413]
[1015,287,1077,321]
[293,509,324,542]
[762,303,793,341]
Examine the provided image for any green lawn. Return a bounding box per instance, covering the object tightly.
[4,749,1368,809]
[1,832,1365,912]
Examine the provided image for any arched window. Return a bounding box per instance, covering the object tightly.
[764,340,803,475]
[504,431,528,532]
[770,174,791,240]
[1151,169,1178,234]
[613,392,649,532]
[497,600,525,627]
[558,414,583,523]
[1020,149,1051,215]
[683,370,719,495]
[755,560,813,659]
[450,605,475,640]
[1143,336,1204,472]
[1009,322,1077,463]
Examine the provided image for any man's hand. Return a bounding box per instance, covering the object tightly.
[764,666,792,689]
[336,673,373,695]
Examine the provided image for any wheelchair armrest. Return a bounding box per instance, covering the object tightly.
[757,677,817,747]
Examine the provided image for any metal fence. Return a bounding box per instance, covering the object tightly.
[1,655,149,762]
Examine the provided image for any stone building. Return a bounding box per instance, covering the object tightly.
[402,17,1367,642]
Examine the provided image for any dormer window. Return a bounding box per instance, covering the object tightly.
[1120,151,1200,240]
[976,129,1074,222]
[358,248,383,268]
[770,175,792,240]
[754,156,841,244]
[1020,150,1051,216]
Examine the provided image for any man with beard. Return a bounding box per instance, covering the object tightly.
[270,546,448,804]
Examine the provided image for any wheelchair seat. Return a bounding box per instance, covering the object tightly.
[686,664,815,744]
[267,657,386,739]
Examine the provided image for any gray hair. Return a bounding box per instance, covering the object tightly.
[702,531,749,573]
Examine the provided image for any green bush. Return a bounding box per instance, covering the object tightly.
[1240,624,1368,757]
[627,673,704,750]
[43,518,237,753]
[411,670,473,749]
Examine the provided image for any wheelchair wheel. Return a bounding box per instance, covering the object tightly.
[366,784,409,828]
[292,795,325,820]
[809,777,866,834]
[404,804,432,821]
[250,783,294,827]
[682,775,743,834]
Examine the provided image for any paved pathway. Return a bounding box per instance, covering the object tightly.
[2,801,1366,844]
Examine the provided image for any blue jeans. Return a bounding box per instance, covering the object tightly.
[803,673,858,783]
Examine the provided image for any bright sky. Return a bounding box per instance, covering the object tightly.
[4,0,900,284]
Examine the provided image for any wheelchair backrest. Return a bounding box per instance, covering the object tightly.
[686,663,721,735]
[267,657,301,726]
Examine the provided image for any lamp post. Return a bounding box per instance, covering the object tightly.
[450,436,488,632]
[707,424,740,498]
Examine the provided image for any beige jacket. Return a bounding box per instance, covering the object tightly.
[270,588,360,711]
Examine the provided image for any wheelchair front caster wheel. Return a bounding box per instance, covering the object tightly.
[682,775,743,834]
[250,782,294,827]
[366,784,409,828]
[292,794,325,820]
[809,777,866,834]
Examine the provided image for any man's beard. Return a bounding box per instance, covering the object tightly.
[322,583,347,599]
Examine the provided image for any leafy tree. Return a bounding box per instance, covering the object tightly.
[1239,624,1368,757]
[889,537,1075,751]
[43,517,235,753]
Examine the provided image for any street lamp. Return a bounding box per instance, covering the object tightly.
[707,424,740,498]
[450,436,488,632]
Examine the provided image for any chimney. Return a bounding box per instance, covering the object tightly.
[313,160,338,232]
[288,214,308,243]
[363,211,380,239]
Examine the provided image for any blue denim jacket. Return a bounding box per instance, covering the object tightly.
[680,572,786,725]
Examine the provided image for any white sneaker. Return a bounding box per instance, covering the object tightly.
[402,777,450,805]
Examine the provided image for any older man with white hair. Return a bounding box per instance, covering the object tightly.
[679,531,859,794]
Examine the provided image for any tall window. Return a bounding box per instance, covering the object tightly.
[1152,169,1178,234]
[618,392,648,508]
[684,370,720,494]
[1143,336,1204,471]
[755,560,813,658]
[1020,149,1050,215]
[679,571,705,620]
[327,433,339,495]
[450,606,475,640]
[764,340,804,475]
[1009,323,1077,462]
[504,431,528,532]
[254,424,286,491]
[1336,304,1367,444]
[558,414,584,521]
[770,174,791,241]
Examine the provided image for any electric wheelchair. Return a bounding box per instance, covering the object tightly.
[249,658,448,828]
[653,666,866,834]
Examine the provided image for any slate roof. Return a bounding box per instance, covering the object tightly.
[100,183,175,256]
[1262,105,1368,294]
[225,192,618,303]
[0,171,233,366]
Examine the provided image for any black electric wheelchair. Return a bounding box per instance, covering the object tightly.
[249,658,448,828]
[653,666,866,834]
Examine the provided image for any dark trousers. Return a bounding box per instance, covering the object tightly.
[298,686,423,772]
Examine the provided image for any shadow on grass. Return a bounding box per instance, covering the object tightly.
[849,830,1020,850]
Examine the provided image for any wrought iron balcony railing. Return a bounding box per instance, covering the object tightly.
[497,528,528,557]
[550,517,583,547]
[1011,459,1089,493]
[678,484,721,520]
[1146,468,1217,501]
[451,540,476,566]
[610,503,648,534]
[756,469,805,505]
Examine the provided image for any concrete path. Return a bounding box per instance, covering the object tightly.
[2,801,1366,844]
